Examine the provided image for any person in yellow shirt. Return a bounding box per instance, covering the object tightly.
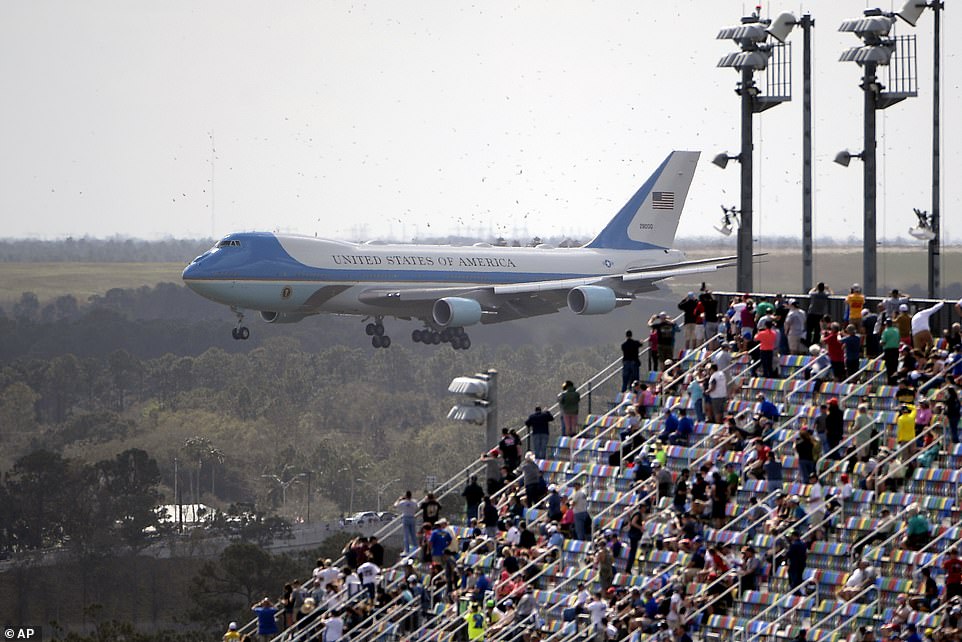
[223,622,241,642]
[465,602,486,641]
[896,404,917,458]
[846,284,865,328]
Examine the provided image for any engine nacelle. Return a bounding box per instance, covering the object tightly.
[432,297,483,327]
[260,311,308,324]
[567,286,617,315]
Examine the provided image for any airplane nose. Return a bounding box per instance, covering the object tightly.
[182,260,204,285]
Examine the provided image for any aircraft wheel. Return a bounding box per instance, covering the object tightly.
[440,328,453,342]
[461,336,471,350]
[365,323,376,336]
[450,336,463,350]
[239,327,250,340]
[372,335,383,348]
[431,332,441,345]
[381,335,392,348]
[373,324,385,337]
[412,330,423,343]
[231,328,239,340]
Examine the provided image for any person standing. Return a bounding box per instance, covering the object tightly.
[845,284,865,328]
[620,330,642,393]
[524,405,554,460]
[558,381,581,437]
[912,301,945,352]
[570,481,590,541]
[700,286,720,343]
[806,282,833,346]
[394,491,419,555]
[881,318,901,383]
[785,299,806,355]
[944,547,962,599]
[706,364,728,422]
[754,320,778,378]
[461,476,484,527]
[651,312,678,369]
[841,324,863,379]
[787,529,808,590]
[678,292,700,350]
[252,598,280,642]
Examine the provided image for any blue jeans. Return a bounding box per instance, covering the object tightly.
[574,511,590,541]
[799,459,815,482]
[532,433,549,460]
[692,399,705,422]
[402,515,417,553]
[622,361,640,392]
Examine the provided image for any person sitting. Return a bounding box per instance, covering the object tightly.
[902,504,932,551]
[838,559,876,601]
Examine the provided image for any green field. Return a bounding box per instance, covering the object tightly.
[0,262,185,304]
[0,246,958,306]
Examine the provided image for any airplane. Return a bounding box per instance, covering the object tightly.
[182,150,737,349]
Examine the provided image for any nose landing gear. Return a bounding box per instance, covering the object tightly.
[230,307,250,340]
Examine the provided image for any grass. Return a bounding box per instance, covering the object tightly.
[0,262,185,304]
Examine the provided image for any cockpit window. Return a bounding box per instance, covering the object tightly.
[215,239,242,248]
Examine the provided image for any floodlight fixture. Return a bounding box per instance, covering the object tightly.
[833,150,864,167]
[767,12,798,43]
[897,0,927,27]
[711,152,740,170]
[715,205,740,237]
[909,208,936,241]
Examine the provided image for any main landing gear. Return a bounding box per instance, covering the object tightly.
[412,326,471,350]
[231,307,250,341]
[365,317,392,349]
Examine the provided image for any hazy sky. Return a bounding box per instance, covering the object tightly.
[0,1,957,243]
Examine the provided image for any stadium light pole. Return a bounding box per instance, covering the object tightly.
[897,0,944,297]
[716,11,796,293]
[799,13,815,292]
[838,8,918,296]
[447,369,498,494]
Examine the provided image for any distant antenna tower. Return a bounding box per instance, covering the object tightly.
[209,130,216,239]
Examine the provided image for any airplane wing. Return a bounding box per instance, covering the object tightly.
[356,255,742,324]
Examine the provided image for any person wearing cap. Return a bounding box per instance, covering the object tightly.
[223,621,240,642]
[678,291,700,350]
[650,311,678,370]
[846,283,865,325]
[464,601,486,641]
[787,529,808,589]
[620,330,642,393]
[895,304,913,346]
[912,300,945,352]
[570,481,590,541]
[896,403,918,458]
[738,545,761,592]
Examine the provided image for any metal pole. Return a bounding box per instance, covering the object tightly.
[306,472,311,524]
[485,369,499,491]
[801,14,814,291]
[928,2,942,298]
[863,62,878,296]
[738,67,754,293]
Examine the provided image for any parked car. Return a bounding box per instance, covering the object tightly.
[346,511,380,526]
[377,511,398,522]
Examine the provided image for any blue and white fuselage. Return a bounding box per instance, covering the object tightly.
[182,151,736,348]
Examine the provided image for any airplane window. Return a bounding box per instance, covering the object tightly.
[215,240,242,248]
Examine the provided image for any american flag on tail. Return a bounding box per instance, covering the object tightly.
[651,191,675,210]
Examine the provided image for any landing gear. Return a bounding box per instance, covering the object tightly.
[230,307,250,341]
[412,325,471,349]
[366,317,391,348]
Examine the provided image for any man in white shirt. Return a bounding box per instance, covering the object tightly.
[570,482,590,541]
[505,522,521,546]
[321,609,344,641]
[911,301,944,351]
[585,592,607,639]
[357,560,380,601]
[839,559,875,600]
[707,364,728,422]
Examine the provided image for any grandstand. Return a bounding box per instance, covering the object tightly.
[233,295,962,642]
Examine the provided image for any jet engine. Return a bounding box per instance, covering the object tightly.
[567,286,617,315]
[432,297,483,327]
[260,311,309,324]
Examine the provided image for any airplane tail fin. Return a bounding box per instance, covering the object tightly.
[585,151,700,250]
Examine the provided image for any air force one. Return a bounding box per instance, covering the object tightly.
[183,150,735,349]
